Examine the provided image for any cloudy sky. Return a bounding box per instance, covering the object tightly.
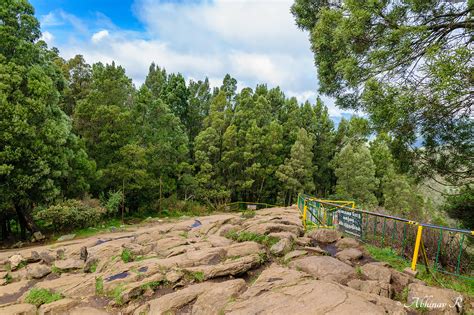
[31,0,352,118]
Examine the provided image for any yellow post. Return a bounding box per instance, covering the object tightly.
[411,225,423,271]
[303,200,308,230]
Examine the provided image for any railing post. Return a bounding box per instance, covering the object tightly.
[411,225,423,271]
[303,199,307,231]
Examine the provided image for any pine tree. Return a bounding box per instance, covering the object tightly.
[276,128,315,206]
[332,142,378,207]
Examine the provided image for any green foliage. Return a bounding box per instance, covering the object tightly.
[34,199,105,232]
[25,288,62,307]
[382,170,424,219]
[188,271,205,282]
[107,285,125,305]
[291,0,472,184]
[276,128,315,205]
[140,280,167,291]
[103,190,123,216]
[331,142,378,207]
[444,186,474,229]
[120,248,134,263]
[95,277,104,295]
[241,210,256,219]
[225,231,279,247]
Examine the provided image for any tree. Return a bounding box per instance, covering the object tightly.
[58,55,92,116]
[331,142,378,207]
[74,62,135,194]
[444,185,474,229]
[276,128,315,206]
[292,0,473,184]
[382,169,424,220]
[0,0,93,239]
[370,133,396,204]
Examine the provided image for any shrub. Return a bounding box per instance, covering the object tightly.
[104,190,123,216]
[34,199,105,232]
[121,248,134,263]
[25,288,62,307]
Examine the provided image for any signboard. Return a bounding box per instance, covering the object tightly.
[337,209,362,238]
[247,204,257,210]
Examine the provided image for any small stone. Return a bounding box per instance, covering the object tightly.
[284,250,307,261]
[25,251,40,263]
[80,246,88,261]
[39,251,55,265]
[335,237,359,249]
[31,231,45,242]
[295,237,312,246]
[307,229,341,243]
[56,248,65,260]
[84,257,99,273]
[57,234,75,242]
[335,248,363,261]
[8,254,24,270]
[12,241,23,248]
[270,238,292,256]
[303,246,329,255]
[54,258,84,271]
[27,264,51,279]
[403,267,418,277]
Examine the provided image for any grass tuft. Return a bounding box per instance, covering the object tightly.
[121,248,134,263]
[95,276,104,295]
[25,288,62,307]
[225,231,279,247]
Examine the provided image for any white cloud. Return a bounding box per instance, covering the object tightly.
[39,0,352,117]
[91,30,109,43]
[40,31,54,44]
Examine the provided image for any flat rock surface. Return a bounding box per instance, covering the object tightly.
[0,206,467,314]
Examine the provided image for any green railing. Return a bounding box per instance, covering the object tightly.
[297,194,474,279]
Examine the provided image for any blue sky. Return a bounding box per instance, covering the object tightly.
[31,0,352,117]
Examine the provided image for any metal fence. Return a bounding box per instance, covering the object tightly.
[297,194,474,279]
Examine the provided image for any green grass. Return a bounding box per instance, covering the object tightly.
[25,288,62,307]
[121,248,134,263]
[140,280,167,291]
[225,231,279,247]
[355,266,363,278]
[107,285,125,305]
[95,277,104,295]
[365,244,474,297]
[185,271,205,282]
[179,231,189,238]
[51,266,63,274]
[88,261,98,273]
[241,210,256,219]
[72,218,125,239]
[4,273,12,284]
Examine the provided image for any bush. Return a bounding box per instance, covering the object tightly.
[34,199,105,232]
[104,190,123,216]
[160,196,209,216]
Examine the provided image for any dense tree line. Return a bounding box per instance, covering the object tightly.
[1,0,468,240]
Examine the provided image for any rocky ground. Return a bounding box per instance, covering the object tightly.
[0,206,469,315]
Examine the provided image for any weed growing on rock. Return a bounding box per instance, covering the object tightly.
[4,273,12,284]
[25,288,62,307]
[225,231,279,247]
[108,285,125,305]
[51,266,62,274]
[241,210,256,219]
[141,280,167,291]
[121,248,134,263]
[95,277,104,295]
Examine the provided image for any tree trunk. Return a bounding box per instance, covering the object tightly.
[15,204,37,240]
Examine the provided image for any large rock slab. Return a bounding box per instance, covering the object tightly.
[408,283,464,314]
[289,256,355,283]
[38,298,79,315]
[54,258,84,271]
[225,265,405,315]
[0,303,36,315]
[134,279,245,315]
